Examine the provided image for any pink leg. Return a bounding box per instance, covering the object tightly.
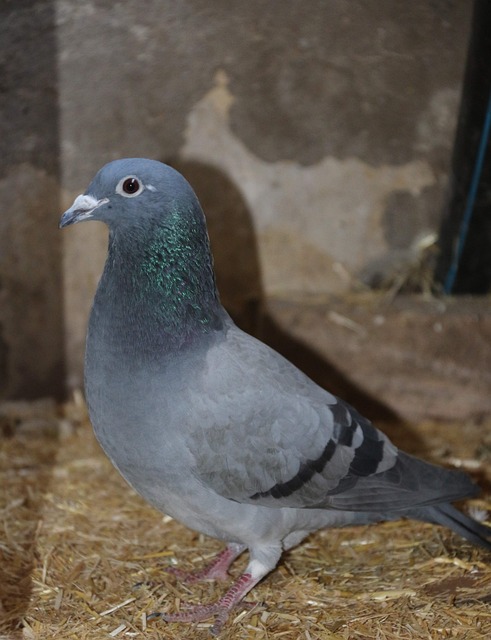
[153,548,282,633]
[166,542,245,583]
[157,570,262,636]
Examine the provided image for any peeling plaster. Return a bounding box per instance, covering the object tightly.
[182,71,436,295]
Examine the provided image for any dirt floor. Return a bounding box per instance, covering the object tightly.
[1,396,490,639]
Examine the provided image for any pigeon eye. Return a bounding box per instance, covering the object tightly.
[116,176,144,198]
[123,178,139,193]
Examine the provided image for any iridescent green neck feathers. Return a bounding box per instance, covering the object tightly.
[93,202,225,354]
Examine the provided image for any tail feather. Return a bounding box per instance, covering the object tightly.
[409,503,491,551]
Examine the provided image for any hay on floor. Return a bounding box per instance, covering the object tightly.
[1,394,490,639]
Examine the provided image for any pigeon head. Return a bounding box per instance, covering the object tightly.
[60,158,225,344]
[59,158,198,230]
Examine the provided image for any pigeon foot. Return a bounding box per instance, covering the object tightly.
[153,571,258,635]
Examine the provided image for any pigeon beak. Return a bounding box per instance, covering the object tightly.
[59,194,109,228]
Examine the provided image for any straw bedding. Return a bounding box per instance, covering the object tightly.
[1,395,490,639]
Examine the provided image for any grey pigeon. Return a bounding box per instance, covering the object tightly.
[60,158,491,634]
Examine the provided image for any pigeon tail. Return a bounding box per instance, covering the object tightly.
[408,503,491,551]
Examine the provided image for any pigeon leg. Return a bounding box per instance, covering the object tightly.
[166,542,246,583]
[155,550,279,635]
[158,570,262,635]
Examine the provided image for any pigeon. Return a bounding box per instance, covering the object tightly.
[60,158,491,634]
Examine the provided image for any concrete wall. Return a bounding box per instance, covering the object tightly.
[0,1,64,398]
[1,1,472,397]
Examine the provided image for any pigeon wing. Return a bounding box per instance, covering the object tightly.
[184,326,472,512]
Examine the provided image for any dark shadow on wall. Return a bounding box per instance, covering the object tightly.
[435,0,491,295]
[0,0,61,635]
[0,0,64,399]
[167,158,401,427]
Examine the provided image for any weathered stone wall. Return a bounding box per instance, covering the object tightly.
[1,1,475,411]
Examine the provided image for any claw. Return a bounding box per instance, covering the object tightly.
[151,571,259,635]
